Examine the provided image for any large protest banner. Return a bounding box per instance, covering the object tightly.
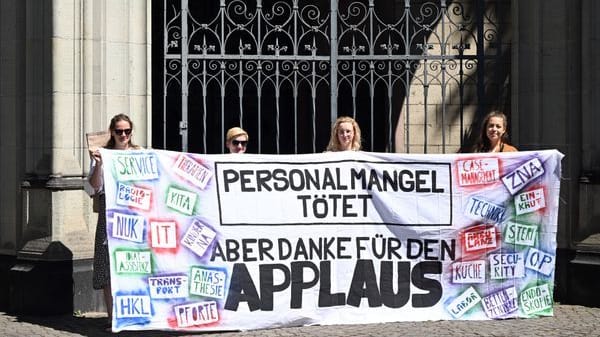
[100,149,563,332]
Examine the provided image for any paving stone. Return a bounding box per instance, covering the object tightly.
[0,304,599,337]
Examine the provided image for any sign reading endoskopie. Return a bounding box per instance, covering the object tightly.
[100,149,563,332]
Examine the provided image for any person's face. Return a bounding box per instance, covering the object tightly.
[337,122,354,150]
[227,135,248,153]
[486,116,506,144]
[111,120,132,149]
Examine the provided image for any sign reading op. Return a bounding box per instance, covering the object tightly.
[100,149,563,332]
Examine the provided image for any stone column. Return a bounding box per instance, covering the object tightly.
[514,0,589,304]
[514,0,581,249]
[0,0,26,309]
[3,0,151,314]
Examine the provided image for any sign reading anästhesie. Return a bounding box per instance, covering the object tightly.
[100,149,563,332]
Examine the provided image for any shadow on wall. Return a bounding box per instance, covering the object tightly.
[8,239,74,315]
[394,0,512,154]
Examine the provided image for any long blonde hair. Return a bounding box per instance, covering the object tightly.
[326,116,362,151]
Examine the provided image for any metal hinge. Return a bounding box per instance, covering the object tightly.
[179,120,188,135]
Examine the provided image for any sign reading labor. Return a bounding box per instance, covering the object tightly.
[99,149,563,333]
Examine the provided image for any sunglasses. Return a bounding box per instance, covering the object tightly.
[232,140,248,147]
[114,128,132,136]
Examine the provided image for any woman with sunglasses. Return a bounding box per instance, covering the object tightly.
[86,113,140,330]
[225,126,249,153]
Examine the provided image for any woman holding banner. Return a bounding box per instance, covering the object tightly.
[326,116,362,151]
[471,111,517,153]
[85,113,140,329]
[225,126,249,153]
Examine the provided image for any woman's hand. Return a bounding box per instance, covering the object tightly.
[90,149,103,167]
[88,149,104,192]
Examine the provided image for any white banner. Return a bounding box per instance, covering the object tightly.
[100,149,563,332]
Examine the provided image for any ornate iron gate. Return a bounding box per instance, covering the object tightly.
[160,0,509,154]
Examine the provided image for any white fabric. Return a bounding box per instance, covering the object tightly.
[98,148,563,333]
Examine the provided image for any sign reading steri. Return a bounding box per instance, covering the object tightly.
[99,149,563,333]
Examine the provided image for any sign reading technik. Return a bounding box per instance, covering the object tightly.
[100,149,563,332]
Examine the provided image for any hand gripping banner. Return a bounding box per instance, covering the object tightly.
[99,149,563,332]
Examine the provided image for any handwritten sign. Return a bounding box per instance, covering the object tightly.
[166,186,197,215]
[189,267,227,299]
[464,196,506,223]
[174,154,213,189]
[116,182,152,210]
[446,286,481,318]
[114,153,159,181]
[525,247,555,276]
[504,221,538,247]
[149,275,189,299]
[115,295,152,318]
[112,212,145,243]
[174,301,219,328]
[515,188,546,215]
[481,286,518,318]
[150,220,177,248]
[114,250,152,274]
[451,260,485,284]
[520,284,553,315]
[457,158,499,186]
[502,158,544,195]
[181,219,217,258]
[461,225,499,255]
[489,253,525,279]
[98,149,563,332]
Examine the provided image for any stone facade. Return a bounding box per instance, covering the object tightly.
[0,0,599,313]
[0,0,150,313]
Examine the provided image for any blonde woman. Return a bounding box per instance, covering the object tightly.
[325,116,362,151]
[225,127,249,153]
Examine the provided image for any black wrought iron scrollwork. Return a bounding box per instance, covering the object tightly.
[164,0,506,154]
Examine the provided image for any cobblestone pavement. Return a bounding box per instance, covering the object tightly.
[1,304,599,337]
